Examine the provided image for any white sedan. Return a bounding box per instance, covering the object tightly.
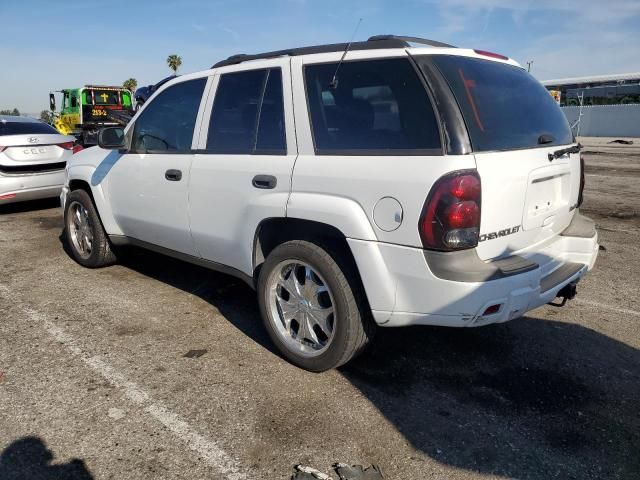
[0,115,76,204]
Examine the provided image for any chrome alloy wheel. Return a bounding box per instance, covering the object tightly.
[67,201,94,260]
[267,260,336,357]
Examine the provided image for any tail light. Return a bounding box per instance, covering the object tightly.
[72,144,84,154]
[58,141,74,150]
[419,170,481,251]
[474,49,509,61]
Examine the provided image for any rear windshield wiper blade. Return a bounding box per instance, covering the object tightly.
[548,143,582,161]
[538,133,555,144]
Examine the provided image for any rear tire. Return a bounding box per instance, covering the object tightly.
[64,189,116,268]
[257,240,374,372]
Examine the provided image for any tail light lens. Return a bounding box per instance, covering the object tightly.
[419,170,481,251]
[58,141,74,150]
[72,144,84,154]
[473,49,509,61]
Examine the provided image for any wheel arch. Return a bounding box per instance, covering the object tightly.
[252,217,374,310]
[253,218,351,269]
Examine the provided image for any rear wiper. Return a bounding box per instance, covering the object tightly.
[538,133,555,144]
[548,143,582,162]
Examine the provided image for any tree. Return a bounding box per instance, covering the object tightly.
[166,54,182,74]
[123,78,138,92]
[11,108,20,116]
[40,110,54,124]
[0,108,20,116]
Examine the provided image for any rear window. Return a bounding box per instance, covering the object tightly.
[92,90,119,105]
[426,55,573,152]
[0,121,58,136]
[304,58,442,154]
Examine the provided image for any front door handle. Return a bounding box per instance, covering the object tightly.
[252,174,277,189]
[165,169,182,181]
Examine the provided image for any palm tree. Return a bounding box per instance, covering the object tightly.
[123,78,138,92]
[166,54,182,74]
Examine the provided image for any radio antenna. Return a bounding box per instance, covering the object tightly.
[329,18,362,89]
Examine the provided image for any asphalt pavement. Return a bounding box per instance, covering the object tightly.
[0,141,638,479]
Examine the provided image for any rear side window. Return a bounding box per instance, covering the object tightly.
[207,68,286,155]
[304,58,442,155]
[131,78,206,153]
[427,55,573,151]
[0,121,58,136]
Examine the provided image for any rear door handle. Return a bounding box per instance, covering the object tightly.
[252,174,277,189]
[165,169,182,181]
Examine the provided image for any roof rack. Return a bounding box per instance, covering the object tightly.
[211,34,456,68]
[367,35,455,49]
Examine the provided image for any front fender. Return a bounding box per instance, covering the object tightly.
[66,163,122,236]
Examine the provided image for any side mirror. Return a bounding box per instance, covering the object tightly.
[49,93,56,111]
[98,127,127,150]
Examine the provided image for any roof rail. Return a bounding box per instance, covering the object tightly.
[211,35,455,68]
[367,35,456,49]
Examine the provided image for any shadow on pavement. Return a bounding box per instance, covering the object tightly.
[0,197,60,215]
[0,436,93,480]
[340,318,640,479]
[116,246,276,354]
[99,246,640,479]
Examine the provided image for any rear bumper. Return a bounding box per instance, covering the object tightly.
[0,171,65,204]
[348,212,598,328]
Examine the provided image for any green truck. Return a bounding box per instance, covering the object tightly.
[50,85,134,146]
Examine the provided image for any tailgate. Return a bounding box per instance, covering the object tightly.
[474,147,580,260]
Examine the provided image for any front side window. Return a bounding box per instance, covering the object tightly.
[206,68,286,155]
[131,78,206,154]
[304,58,442,154]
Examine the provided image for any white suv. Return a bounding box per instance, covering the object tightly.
[61,36,598,371]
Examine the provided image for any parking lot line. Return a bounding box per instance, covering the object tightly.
[0,284,247,480]
[576,298,640,317]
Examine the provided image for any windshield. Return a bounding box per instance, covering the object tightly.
[423,55,573,152]
[0,121,59,136]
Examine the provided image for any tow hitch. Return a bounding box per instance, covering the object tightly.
[548,282,578,307]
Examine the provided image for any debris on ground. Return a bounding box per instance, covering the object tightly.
[599,245,607,251]
[183,349,208,358]
[607,139,634,145]
[292,465,332,480]
[291,464,384,480]
[334,463,384,480]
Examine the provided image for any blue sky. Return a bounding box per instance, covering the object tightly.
[2,0,640,113]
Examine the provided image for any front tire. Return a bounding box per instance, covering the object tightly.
[64,189,116,268]
[257,240,374,372]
